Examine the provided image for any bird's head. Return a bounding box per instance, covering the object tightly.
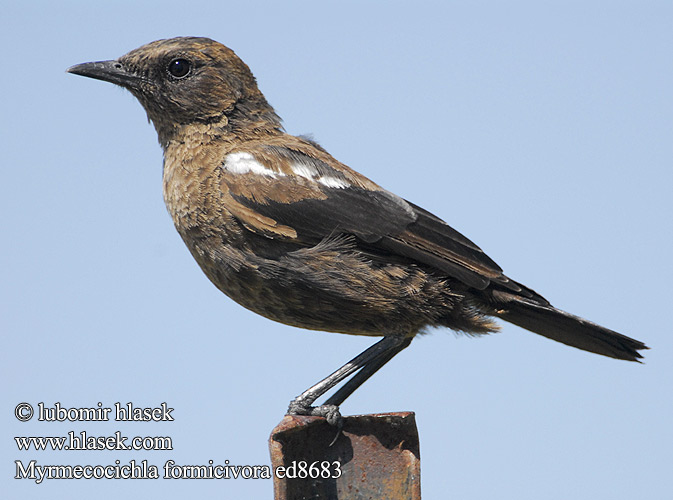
[68,37,279,146]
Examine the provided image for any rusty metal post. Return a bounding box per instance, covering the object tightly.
[269,412,421,500]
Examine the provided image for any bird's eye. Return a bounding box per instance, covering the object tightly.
[167,58,191,78]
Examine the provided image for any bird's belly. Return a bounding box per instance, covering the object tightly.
[181,229,454,338]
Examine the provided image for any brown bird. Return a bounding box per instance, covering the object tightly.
[68,37,647,423]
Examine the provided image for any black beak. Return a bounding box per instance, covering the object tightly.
[67,60,143,89]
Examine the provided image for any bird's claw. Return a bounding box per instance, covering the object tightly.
[287,400,343,427]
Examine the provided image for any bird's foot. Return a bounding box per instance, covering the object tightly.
[287,399,342,427]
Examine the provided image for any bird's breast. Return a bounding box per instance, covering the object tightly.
[162,135,231,233]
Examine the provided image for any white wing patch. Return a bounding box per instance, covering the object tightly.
[223,152,350,188]
[290,162,316,180]
[223,152,283,178]
[318,176,350,189]
[290,162,350,189]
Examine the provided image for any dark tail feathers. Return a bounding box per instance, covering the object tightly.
[495,299,648,361]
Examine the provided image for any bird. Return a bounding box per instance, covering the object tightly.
[68,37,647,423]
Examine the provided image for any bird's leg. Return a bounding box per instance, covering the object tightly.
[287,336,412,425]
[324,336,412,407]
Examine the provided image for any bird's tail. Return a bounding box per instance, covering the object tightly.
[493,298,648,361]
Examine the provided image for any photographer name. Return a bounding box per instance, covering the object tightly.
[38,402,174,422]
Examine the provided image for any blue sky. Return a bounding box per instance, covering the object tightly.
[2,2,671,499]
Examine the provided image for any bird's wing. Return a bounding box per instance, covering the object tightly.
[218,141,523,292]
